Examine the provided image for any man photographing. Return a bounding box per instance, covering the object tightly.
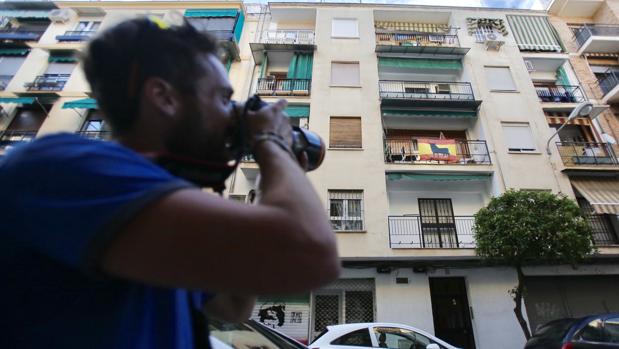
[0,17,340,349]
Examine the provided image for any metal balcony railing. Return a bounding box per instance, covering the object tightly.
[384,139,491,165]
[75,130,112,140]
[259,30,315,45]
[574,24,619,47]
[375,32,460,48]
[256,78,311,96]
[585,214,619,246]
[379,81,475,101]
[0,28,45,41]
[535,85,586,103]
[56,30,97,41]
[24,74,70,91]
[0,75,12,91]
[388,215,476,249]
[598,69,619,95]
[556,141,619,166]
[0,130,37,147]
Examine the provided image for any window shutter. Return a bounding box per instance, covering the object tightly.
[330,117,362,148]
[45,62,76,75]
[485,66,517,91]
[502,123,537,151]
[331,62,360,86]
[332,18,359,38]
[0,57,25,76]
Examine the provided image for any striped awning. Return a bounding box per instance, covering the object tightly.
[506,15,562,52]
[0,97,35,104]
[382,109,477,118]
[49,55,78,63]
[466,17,508,36]
[285,104,309,118]
[585,52,619,58]
[374,21,449,33]
[571,178,619,214]
[0,10,50,19]
[0,48,30,56]
[184,9,238,18]
[546,116,592,126]
[378,57,462,70]
[387,173,491,181]
[62,98,97,109]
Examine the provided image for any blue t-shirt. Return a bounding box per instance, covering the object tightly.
[0,133,208,349]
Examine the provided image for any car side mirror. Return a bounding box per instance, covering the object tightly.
[426,344,440,349]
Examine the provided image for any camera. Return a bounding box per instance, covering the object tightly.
[244,95,325,171]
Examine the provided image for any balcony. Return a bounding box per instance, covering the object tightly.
[379,80,481,110]
[598,70,619,103]
[375,32,469,57]
[250,30,316,65]
[574,24,619,55]
[56,30,97,42]
[256,78,311,97]
[75,130,112,140]
[388,215,475,249]
[24,74,70,92]
[384,139,491,165]
[0,28,45,42]
[0,130,36,148]
[556,141,619,169]
[585,213,619,246]
[535,85,586,104]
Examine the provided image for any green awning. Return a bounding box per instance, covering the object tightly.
[0,48,30,56]
[379,57,462,70]
[285,104,310,118]
[0,97,35,104]
[382,109,477,118]
[387,173,491,181]
[48,55,78,63]
[506,15,562,52]
[0,10,50,19]
[184,9,238,18]
[62,98,97,109]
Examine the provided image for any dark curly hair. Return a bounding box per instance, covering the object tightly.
[82,17,218,135]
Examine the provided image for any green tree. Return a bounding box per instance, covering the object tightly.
[474,190,594,339]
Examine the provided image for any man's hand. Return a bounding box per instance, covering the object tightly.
[206,294,256,323]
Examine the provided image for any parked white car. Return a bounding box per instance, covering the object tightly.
[309,323,461,349]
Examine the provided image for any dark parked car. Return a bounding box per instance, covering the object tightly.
[524,313,619,349]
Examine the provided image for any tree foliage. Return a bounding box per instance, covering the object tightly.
[474,190,594,266]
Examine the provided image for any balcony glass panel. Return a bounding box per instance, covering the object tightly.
[556,141,619,166]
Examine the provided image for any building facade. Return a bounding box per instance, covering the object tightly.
[1,1,619,349]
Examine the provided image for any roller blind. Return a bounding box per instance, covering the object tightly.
[485,66,517,91]
[330,117,362,148]
[331,62,360,86]
[332,18,359,38]
[502,123,537,152]
[0,57,25,75]
[45,62,76,75]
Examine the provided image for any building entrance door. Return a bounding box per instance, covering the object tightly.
[429,277,476,349]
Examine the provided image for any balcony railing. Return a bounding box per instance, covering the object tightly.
[259,30,315,45]
[0,130,37,147]
[24,74,70,91]
[388,215,476,249]
[535,85,586,103]
[379,81,475,101]
[585,214,619,246]
[384,139,491,165]
[0,28,45,41]
[574,24,619,47]
[556,141,619,166]
[598,69,619,95]
[56,30,97,42]
[0,75,12,91]
[376,32,460,48]
[75,130,112,140]
[256,78,311,96]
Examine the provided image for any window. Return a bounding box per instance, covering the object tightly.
[74,21,101,32]
[606,317,619,343]
[502,123,537,152]
[329,190,364,231]
[372,327,437,349]
[0,56,25,89]
[485,66,517,91]
[228,194,247,203]
[332,18,359,38]
[331,62,360,87]
[332,329,372,347]
[578,319,608,342]
[45,62,76,75]
[330,117,362,148]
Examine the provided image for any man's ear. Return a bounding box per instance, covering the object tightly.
[142,77,180,118]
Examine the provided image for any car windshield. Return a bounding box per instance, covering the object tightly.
[210,319,306,349]
[532,318,577,340]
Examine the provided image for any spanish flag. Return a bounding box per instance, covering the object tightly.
[417,138,458,163]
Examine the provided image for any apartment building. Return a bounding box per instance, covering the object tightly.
[1,1,619,349]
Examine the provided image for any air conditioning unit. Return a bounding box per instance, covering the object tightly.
[483,32,504,50]
[48,9,74,23]
[524,60,535,72]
